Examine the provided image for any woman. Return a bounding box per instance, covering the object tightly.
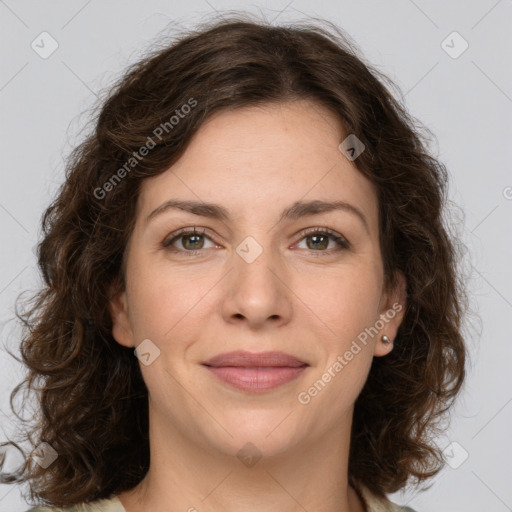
[1,12,468,512]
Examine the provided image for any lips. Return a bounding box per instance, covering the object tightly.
[202,351,309,393]
[203,350,307,368]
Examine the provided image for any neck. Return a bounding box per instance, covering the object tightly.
[117,406,366,512]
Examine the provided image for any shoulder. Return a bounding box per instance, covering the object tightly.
[25,495,126,512]
[357,484,418,512]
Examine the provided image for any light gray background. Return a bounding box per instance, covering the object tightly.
[1,1,511,511]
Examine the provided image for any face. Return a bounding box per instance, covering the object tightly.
[110,100,406,460]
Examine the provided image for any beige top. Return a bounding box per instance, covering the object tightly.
[26,485,417,511]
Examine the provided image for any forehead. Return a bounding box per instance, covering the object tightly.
[137,100,379,235]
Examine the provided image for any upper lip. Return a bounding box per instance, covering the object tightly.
[203,350,308,368]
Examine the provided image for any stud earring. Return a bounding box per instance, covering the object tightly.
[381,335,391,344]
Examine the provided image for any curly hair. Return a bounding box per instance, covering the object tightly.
[1,12,471,508]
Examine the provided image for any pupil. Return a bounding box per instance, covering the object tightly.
[308,234,328,250]
[184,234,203,250]
[181,233,329,251]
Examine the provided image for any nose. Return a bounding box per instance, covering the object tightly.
[221,242,293,330]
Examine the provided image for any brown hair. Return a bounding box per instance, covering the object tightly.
[1,12,471,507]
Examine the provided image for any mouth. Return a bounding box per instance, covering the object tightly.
[202,351,309,393]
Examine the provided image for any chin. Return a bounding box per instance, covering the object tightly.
[200,410,304,461]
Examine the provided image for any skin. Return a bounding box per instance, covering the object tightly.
[110,99,407,512]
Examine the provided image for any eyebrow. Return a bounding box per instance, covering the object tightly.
[145,199,370,234]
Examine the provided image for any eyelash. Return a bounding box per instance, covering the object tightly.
[161,226,350,257]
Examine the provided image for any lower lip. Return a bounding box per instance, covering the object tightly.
[204,366,307,392]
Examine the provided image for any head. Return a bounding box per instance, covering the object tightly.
[108,97,408,473]
[1,13,468,507]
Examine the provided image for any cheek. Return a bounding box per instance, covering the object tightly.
[126,261,214,345]
[297,270,380,408]
[297,262,383,343]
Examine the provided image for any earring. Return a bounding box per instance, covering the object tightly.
[381,335,391,344]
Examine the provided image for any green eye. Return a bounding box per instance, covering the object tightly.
[162,226,350,257]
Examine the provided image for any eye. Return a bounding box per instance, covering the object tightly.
[162,226,350,257]
[294,227,350,254]
[162,227,218,256]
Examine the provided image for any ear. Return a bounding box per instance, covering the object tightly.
[108,279,135,348]
[373,270,407,357]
